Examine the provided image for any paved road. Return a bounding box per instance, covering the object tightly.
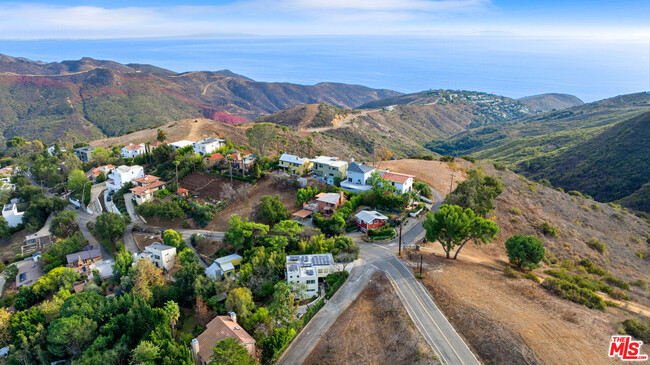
[88,182,106,215]
[123,193,145,225]
[279,186,478,365]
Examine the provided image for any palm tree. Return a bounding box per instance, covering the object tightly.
[174,160,180,189]
[157,129,167,143]
[164,301,180,338]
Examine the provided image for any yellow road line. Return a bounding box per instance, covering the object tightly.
[386,259,465,365]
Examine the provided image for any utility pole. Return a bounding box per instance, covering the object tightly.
[419,255,423,276]
[449,173,455,194]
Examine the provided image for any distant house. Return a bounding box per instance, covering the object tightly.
[205,254,243,280]
[133,243,176,271]
[107,165,144,191]
[74,146,95,163]
[340,160,375,193]
[355,210,388,233]
[278,153,312,175]
[169,140,195,150]
[205,152,225,167]
[285,253,336,295]
[2,203,23,228]
[381,171,415,194]
[66,248,102,274]
[311,156,348,185]
[230,151,256,170]
[176,188,189,197]
[315,191,346,216]
[130,175,166,204]
[121,143,146,159]
[149,141,167,150]
[0,166,16,178]
[191,313,256,365]
[15,257,43,288]
[87,164,116,182]
[193,138,226,156]
[89,259,115,279]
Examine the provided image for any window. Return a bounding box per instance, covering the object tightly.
[307,280,316,284]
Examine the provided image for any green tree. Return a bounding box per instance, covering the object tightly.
[113,249,133,278]
[91,147,113,165]
[269,282,295,327]
[47,315,97,358]
[246,123,277,157]
[131,259,165,301]
[157,129,167,142]
[67,169,88,195]
[225,287,255,320]
[163,301,180,338]
[225,215,269,252]
[163,229,184,249]
[505,235,546,269]
[132,340,159,365]
[0,217,11,239]
[95,212,126,242]
[209,337,255,365]
[423,204,500,259]
[50,210,78,238]
[444,169,503,217]
[257,195,290,224]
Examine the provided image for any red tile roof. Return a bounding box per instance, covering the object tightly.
[381,171,414,184]
[133,175,161,184]
[124,143,144,151]
[208,153,225,161]
[176,188,189,194]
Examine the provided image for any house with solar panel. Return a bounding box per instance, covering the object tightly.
[285,253,336,295]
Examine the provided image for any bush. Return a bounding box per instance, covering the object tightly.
[604,275,630,290]
[590,204,602,212]
[493,162,506,171]
[610,288,630,301]
[586,239,607,254]
[539,222,559,237]
[325,271,349,299]
[461,155,476,163]
[439,155,455,162]
[136,201,185,220]
[413,181,432,198]
[567,190,584,198]
[509,207,521,215]
[604,300,620,308]
[367,226,396,239]
[577,258,608,276]
[505,234,545,269]
[541,278,605,310]
[629,279,648,291]
[503,266,518,278]
[257,195,290,224]
[620,318,650,342]
[523,272,540,283]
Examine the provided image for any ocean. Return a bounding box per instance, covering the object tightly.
[1,36,648,102]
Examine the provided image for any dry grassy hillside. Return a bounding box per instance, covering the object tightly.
[387,159,649,364]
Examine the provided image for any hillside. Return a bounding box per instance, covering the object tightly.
[389,159,650,364]
[0,54,400,144]
[517,93,583,112]
[521,111,650,210]
[253,103,352,130]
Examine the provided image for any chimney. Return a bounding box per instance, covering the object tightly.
[350,158,354,163]
[191,338,200,364]
[229,312,237,323]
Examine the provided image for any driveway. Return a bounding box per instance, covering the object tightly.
[88,182,106,215]
[123,193,144,225]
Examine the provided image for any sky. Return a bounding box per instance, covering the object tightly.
[0,1,649,101]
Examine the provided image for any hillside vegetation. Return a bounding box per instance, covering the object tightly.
[516,93,583,112]
[0,54,399,144]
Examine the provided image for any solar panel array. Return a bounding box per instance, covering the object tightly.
[311,254,331,266]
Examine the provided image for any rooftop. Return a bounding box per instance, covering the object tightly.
[348,161,375,174]
[123,143,144,151]
[355,210,388,222]
[195,315,255,364]
[312,156,348,167]
[169,140,195,148]
[197,137,225,145]
[66,248,102,265]
[208,153,225,161]
[133,175,161,184]
[215,254,243,265]
[317,192,343,205]
[114,165,143,173]
[74,146,95,152]
[146,243,176,252]
[279,153,308,165]
[381,171,414,184]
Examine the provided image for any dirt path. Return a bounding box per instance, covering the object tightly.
[306,108,378,133]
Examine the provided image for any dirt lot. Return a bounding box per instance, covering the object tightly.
[133,232,161,251]
[0,230,28,263]
[304,271,438,365]
[203,175,299,232]
[381,159,468,195]
[180,172,250,201]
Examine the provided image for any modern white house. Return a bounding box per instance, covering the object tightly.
[205,254,243,280]
[2,203,24,227]
[193,138,226,156]
[340,160,375,193]
[133,243,177,271]
[169,140,195,150]
[285,253,336,296]
[121,143,146,159]
[381,171,415,194]
[106,165,145,191]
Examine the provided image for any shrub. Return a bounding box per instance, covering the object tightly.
[610,288,630,301]
[590,204,602,212]
[325,271,349,299]
[635,251,644,259]
[539,222,559,237]
[461,155,476,163]
[509,207,521,215]
[541,278,605,310]
[257,195,290,224]
[505,234,545,269]
[577,258,608,276]
[620,318,650,342]
[413,181,432,198]
[586,239,607,254]
[560,260,574,271]
[604,276,630,290]
[367,226,396,239]
[136,201,185,220]
[629,280,648,291]
[604,300,620,308]
[567,190,585,198]
[555,187,564,193]
[503,266,518,278]
[493,162,506,171]
[439,155,455,162]
[523,272,540,283]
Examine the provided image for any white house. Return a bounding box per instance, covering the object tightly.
[205,254,243,280]
[2,203,24,228]
[340,160,375,193]
[133,243,176,271]
[193,138,226,156]
[285,253,336,296]
[169,140,195,150]
[121,143,146,159]
[106,165,145,191]
[381,171,415,194]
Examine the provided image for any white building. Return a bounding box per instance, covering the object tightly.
[2,203,23,228]
[193,138,226,156]
[340,160,375,193]
[121,143,146,159]
[285,253,336,296]
[381,171,415,194]
[205,254,243,280]
[169,140,195,150]
[106,165,145,191]
[133,243,176,271]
